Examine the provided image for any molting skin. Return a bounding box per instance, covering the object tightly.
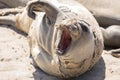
[28,0,103,77]
[0,0,103,78]
[53,19,95,77]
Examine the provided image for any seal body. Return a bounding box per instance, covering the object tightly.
[28,0,103,78]
[1,0,120,78]
[0,0,103,78]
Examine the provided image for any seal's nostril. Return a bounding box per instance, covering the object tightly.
[71,25,78,31]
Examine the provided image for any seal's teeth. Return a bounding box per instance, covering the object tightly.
[55,30,63,48]
[57,50,64,55]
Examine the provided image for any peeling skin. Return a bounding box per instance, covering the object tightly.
[29,2,103,77]
[55,29,63,53]
[0,0,103,78]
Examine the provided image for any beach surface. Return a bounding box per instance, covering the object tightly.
[0,25,120,80]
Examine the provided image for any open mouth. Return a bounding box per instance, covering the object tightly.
[57,29,72,55]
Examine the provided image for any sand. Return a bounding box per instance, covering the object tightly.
[0,24,120,80]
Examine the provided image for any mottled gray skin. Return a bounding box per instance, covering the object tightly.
[76,0,120,55]
[101,25,120,47]
[0,0,30,8]
[76,0,120,27]
[0,0,103,78]
[26,0,103,78]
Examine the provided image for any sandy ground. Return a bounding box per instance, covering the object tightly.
[0,25,120,80]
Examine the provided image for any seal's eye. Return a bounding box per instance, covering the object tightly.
[80,21,90,32]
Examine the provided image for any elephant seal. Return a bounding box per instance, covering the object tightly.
[0,0,30,8]
[0,0,103,78]
[75,0,120,27]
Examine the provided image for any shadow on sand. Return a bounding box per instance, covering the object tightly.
[75,57,105,80]
[33,57,106,80]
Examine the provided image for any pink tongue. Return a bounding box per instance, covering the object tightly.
[60,30,72,51]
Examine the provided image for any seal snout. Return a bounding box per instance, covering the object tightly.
[56,19,83,55]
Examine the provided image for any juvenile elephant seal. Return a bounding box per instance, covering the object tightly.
[76,0,120,27]
[0,0,103,78]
